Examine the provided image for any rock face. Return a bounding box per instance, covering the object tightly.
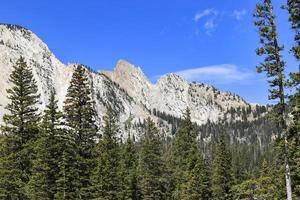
[0,24,259,137]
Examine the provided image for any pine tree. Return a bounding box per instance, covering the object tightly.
[233,160,285,199]
[55,140,81,199]
[172,108,195,198]
[161,136,176,200]
[26,90,64,199]
[254,1,293,198]
[138,117,164,200]
[28,92,62,199]
[211,134,233,200]
[286,0,300,197]
[118,133,139,200]
[63,64,98,198]
[288,83,300,197]
[0,56,40,199]
[181,139,211,200]
[287,0,300,74]
[92,106,120,200]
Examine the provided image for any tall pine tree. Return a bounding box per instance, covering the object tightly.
[254,0,293,198]
[0,56,40,199]
[63,64,98,198]
[172,108,195,198]
[26,90,64,199]
[286,0,300,197]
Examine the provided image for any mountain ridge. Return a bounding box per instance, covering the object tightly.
[0,24,264,138]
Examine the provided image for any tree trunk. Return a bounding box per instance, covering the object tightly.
[284,135,293,200]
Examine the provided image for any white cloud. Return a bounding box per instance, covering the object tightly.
[233,9,247,20]
[194,8,218,22]
[174,64,263,84]
[204,19,217,34]
[193,8,219,34]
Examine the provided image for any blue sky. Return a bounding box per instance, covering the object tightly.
[0,0,298,104]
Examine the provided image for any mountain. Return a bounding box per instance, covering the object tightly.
[0,24,275,145]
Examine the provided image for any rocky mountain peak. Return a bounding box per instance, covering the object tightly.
[112,59,151,85]
[0,24,260,133]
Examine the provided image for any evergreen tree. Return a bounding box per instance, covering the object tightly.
[0,56,40,199]
[181,139,211,200]
[233,160,285,199]
[254,1,293,198]
[288,81,300,197]
[287,0,300,76]
[211,134,233,200]
[161,136,176,200]
[92,106,120,200]
[63,64,98,198]
[172,108,195,198]
[138,117,164,200]
[55,138,81,199]
[286,0,300,197]
[118,133,139,200]
[27,90,64,199]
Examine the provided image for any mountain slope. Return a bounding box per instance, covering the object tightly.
[0,24,267,139]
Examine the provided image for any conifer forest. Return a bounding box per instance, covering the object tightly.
[0,0,299,199]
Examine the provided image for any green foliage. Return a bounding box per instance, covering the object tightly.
[181,139,211,200]
[92,106,120,199]
[233,160,286,199]
[172,108,195,198]
[118,133,139,200]
[55,140,81,199]
[63,64,98,198]
[211,134,233,200]
[0,56,40,199]
[138,117,165,200]
[26,91,64,199]
[254,1,294,198]
[287,0,300,65]
[254,0,286,127]
[288,76,300,197]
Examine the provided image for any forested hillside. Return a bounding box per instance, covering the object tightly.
[0,0,299,199]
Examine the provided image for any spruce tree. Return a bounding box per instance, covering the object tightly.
[288,81,300,197]
[26,90,64,199]
[211,134,233,200]
[55,138,81,199]
[161,136,176,200]
[286,0,300,197]
[172,108,195,198]
[118,133,139,200]
[254,1,293,198]
[0,56,40,199]
[233,160,285,199]
[181,139,211,200]
[138,117,164,200]
[287,0,300,74]
[63,64,98,198]
[92,106,120,200]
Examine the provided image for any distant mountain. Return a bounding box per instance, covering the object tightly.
[0,24,277,149]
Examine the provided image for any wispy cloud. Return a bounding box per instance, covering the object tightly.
[194,8,218,22]
[193,8,219,34]
[173,64,263,84]
[233,9,247,20]
[204,19,217,32]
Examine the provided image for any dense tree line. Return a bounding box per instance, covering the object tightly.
[0,58,236,199]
